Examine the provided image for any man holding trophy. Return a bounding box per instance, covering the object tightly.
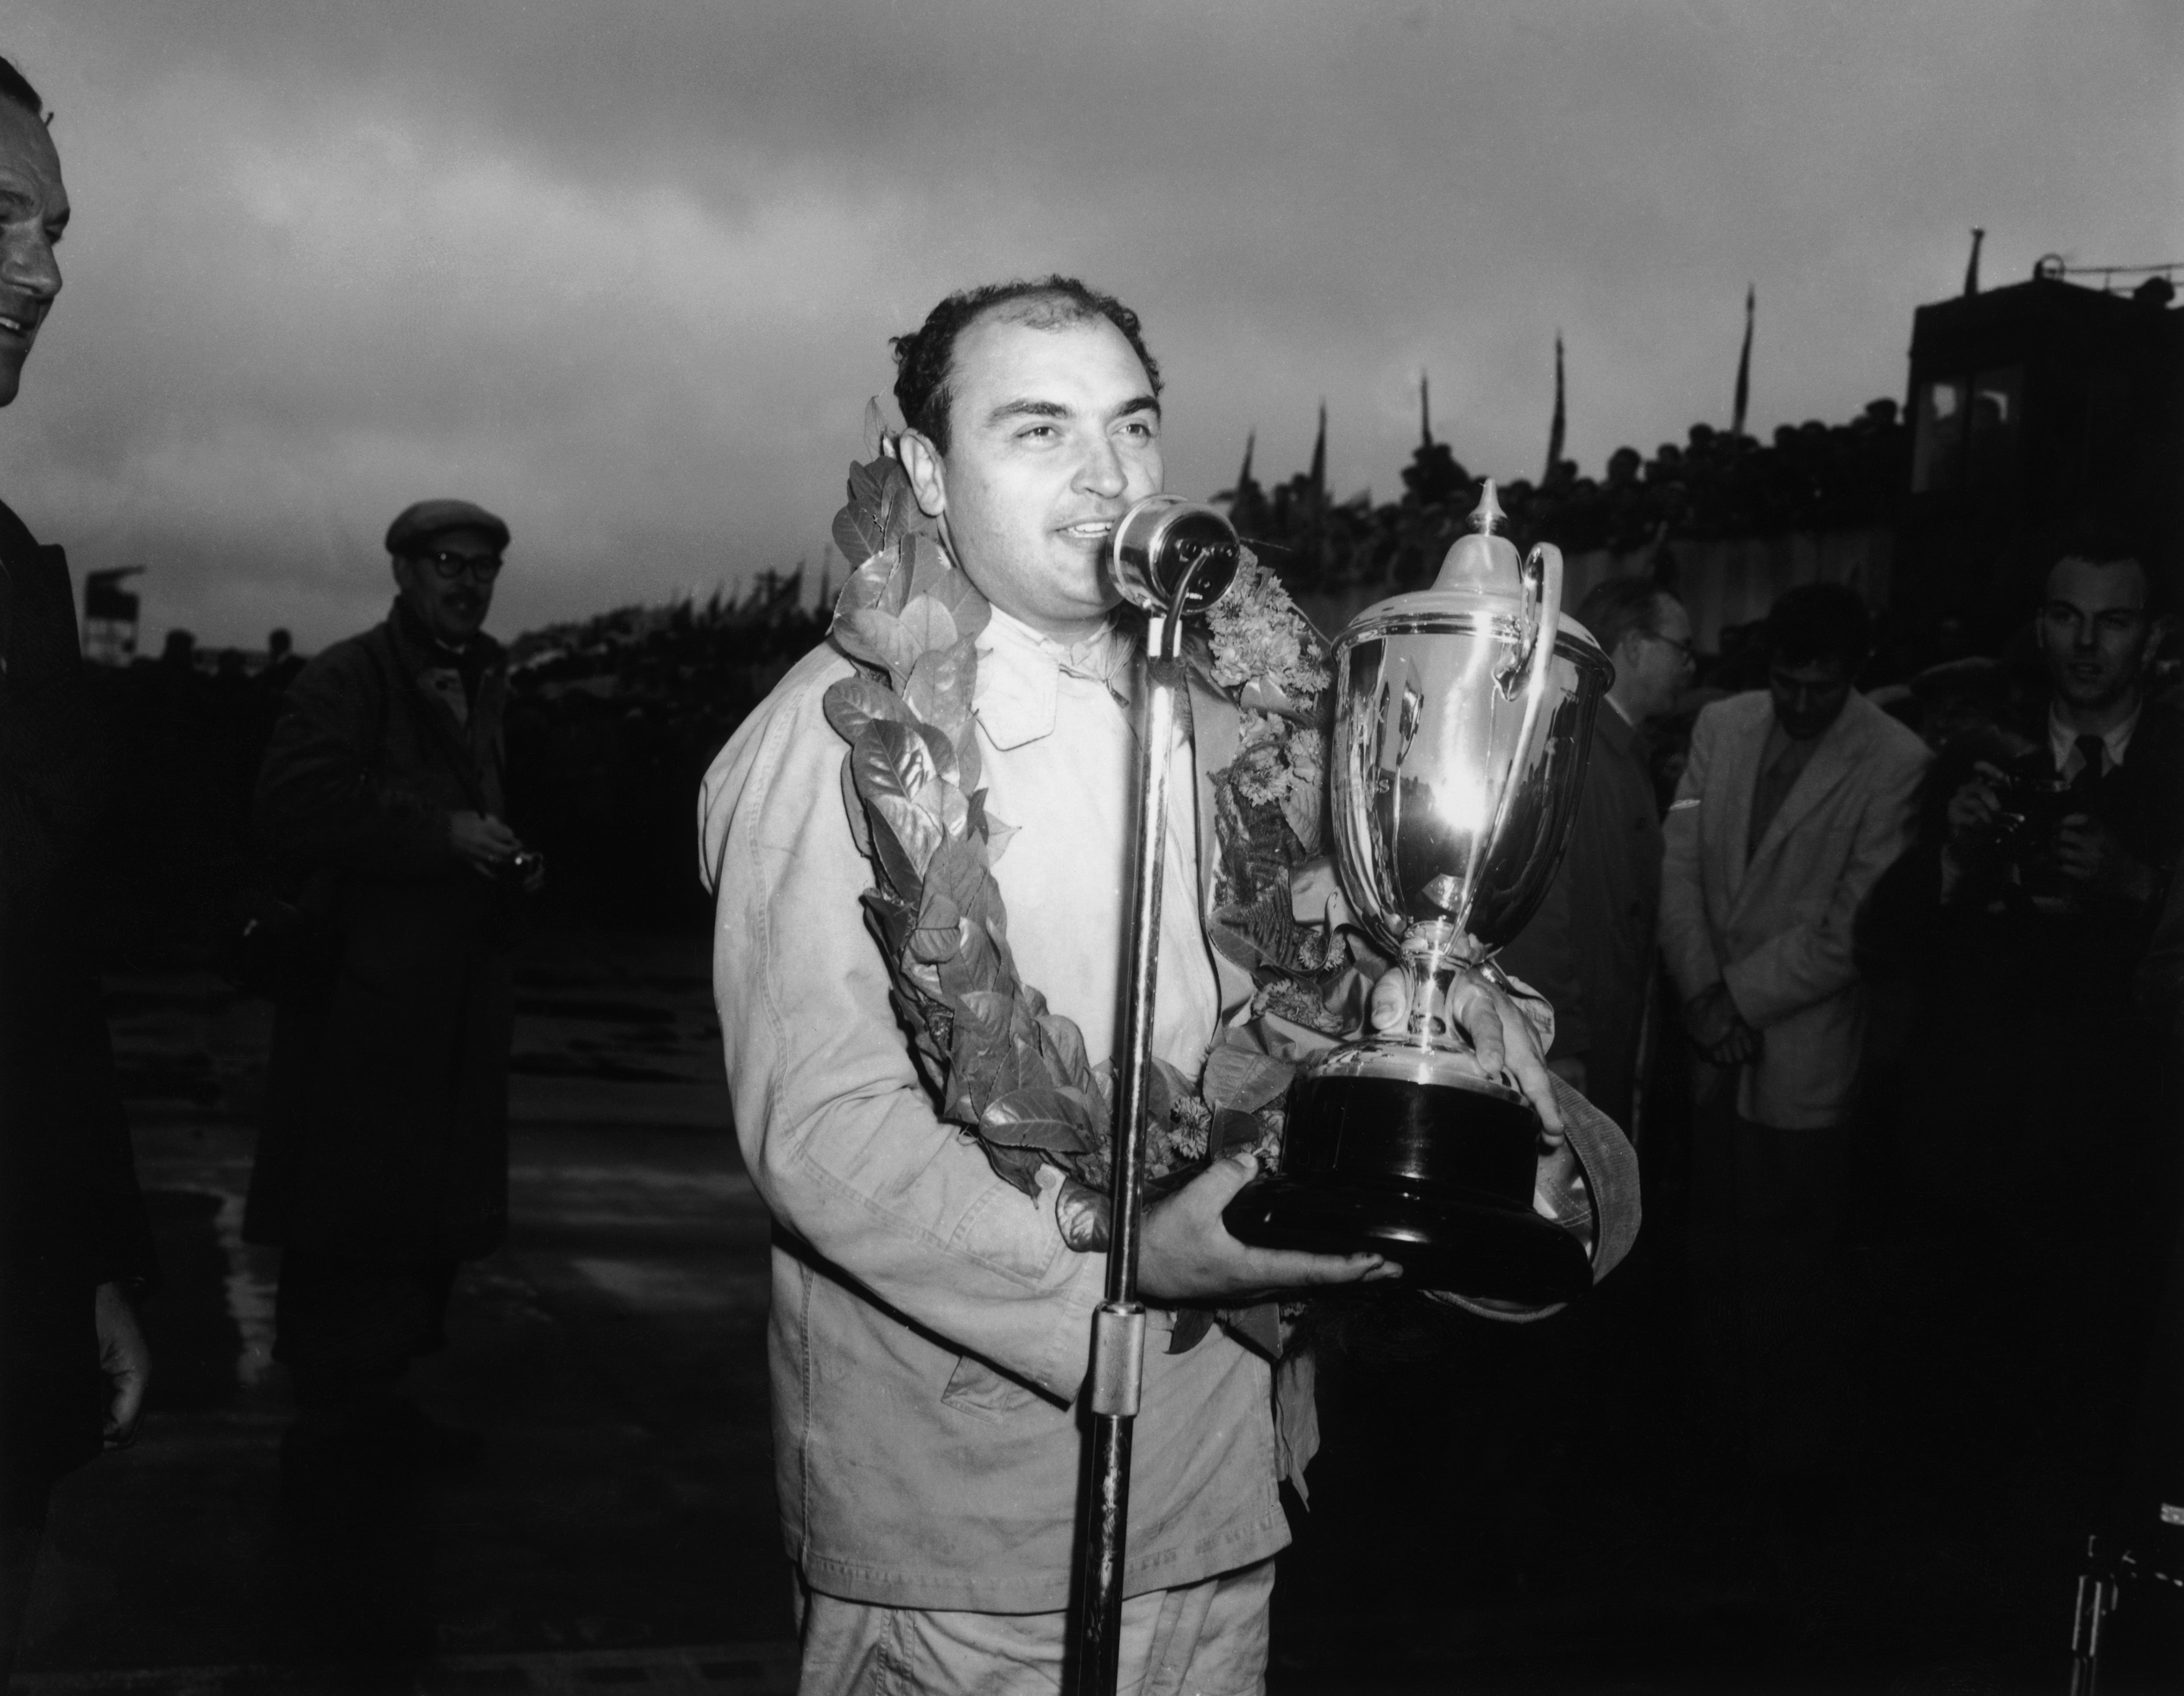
[701,276,1638,1693]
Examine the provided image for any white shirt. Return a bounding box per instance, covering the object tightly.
[975,607,1220,1076]
[2048,702,2140,781]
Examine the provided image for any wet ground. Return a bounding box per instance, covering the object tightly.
[11,927,2160,1693]
[19,930,791,1695]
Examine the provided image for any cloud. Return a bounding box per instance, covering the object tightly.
[0,0,2175,649]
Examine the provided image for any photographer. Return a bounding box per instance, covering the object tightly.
[1858,539,2182,1474]
[244,499,541,1474]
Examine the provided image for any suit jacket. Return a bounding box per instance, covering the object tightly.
[1495,701,1664,1129]
[1660,688,1928,1128]
[0,499,157,1302]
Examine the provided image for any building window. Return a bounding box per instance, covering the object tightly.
[1912,367,2023,493]
[1912,378,1966,492]
[1966,367,2023,488]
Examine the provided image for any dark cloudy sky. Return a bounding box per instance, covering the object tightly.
[2,1,2177,651]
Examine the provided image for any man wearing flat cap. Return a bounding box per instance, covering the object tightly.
[245,497,536,1471]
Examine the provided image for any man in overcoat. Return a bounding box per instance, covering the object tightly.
[246,498,533,1470]
[0,56,158,1674]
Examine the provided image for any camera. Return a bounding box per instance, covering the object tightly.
[499,848,547,894]
[1985,770,2069,861]
[1983,770,2073,898]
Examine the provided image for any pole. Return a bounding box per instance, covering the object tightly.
[1062,500,1238,1696]
[1064,610,1182,1696]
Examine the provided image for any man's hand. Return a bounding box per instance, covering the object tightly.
[1367,967,1564,1141]
[1944,762,2006,850]
[94,1283,150,1450]
[1682,982,1759,1067]
[2055,813,2154,903]
[1138,1154,1398,1303]
[449,810,523,878]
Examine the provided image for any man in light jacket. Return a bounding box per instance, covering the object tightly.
[701,277,1638,1694]
[1659,583,1925,1520]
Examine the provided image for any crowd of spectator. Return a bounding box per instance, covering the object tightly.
[1222,397,1910,596]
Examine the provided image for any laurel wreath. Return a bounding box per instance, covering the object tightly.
[822,443,1358,1252]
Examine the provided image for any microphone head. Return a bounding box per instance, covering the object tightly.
[1108,496,1242,618]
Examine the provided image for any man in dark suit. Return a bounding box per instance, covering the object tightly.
[247,498,537,1473]
[1498,575,1692,1132]
[1863,540,2182,1467]
[0,56,157,1680]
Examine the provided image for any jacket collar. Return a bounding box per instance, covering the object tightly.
[387,597,503,679]
[1595,699,1640,762]
[1742,690,1876,871]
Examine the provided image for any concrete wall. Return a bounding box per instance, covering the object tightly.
[1566,525,1894,649]
[1291,525,1895,652]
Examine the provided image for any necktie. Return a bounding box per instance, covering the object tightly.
[2071,734,2106,795]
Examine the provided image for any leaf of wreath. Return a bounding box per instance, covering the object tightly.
[982,1140,1051,1200]
[940,990,1007,1119]
[1200,1034,1295,1116]
[833,503,884,573]
[981,1085,1100,1153]
[1145,1055,1192,1130]
[842,456,918,562]
[824,674,919,747]
[860,887,917,964]
[904,635,978,747]
[921,561,992,644]
[920,830,988,927]
[897,592,960,659]
[852,723,945,890]
[1034,1012,1093,1094]
[901,531,953,602]
[910,888,963,964]
[839,608,924,690]
[838,540,909,619]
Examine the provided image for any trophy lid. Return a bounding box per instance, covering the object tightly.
[1340,480,1602,654]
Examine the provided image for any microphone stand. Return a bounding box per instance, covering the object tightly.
[1064,501,1238,1696]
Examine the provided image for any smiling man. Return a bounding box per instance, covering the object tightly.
[0,56,160,1683]
[245,496,538,1475]
[698,278,1602,1694]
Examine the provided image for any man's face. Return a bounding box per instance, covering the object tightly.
[2038,556,2154,715]
[0,100,67,408]
[901,310,1162,640]
[1769,657,1854,741]
[1614,597,1694,722]
[392,526,501,645]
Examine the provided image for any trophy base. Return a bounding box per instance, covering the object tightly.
[1221,1174,1591,1306]
[1221,1051,1593,1306]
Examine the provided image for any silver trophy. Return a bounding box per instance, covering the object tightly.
[1223,481,1611,1304]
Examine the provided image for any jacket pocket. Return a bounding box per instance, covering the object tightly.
[940,1353,1041,1422]
[947,1174,1066,1283]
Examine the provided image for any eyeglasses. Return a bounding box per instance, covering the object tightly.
[414,549,505,582]
[1639,629,1696,665]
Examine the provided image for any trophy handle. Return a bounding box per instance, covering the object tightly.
[1479,541,1564,896]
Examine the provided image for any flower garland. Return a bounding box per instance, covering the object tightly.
[822,446,1355,1233]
